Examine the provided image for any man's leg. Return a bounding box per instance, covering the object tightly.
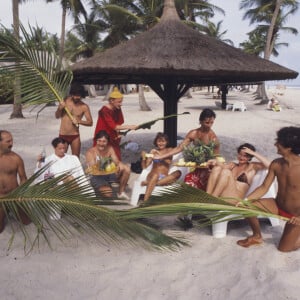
[70,137,81,157]
[237,198,278,248]
[118,164,130,194]
[278,223,300,252]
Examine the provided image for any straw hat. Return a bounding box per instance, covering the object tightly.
[109,87,123,99]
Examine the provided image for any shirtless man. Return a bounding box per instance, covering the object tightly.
[0,130,31,233]
[140,132,181,201]
[85,130,130,200]
[237,126,300,252]
[154,108,220,190]
[55,84,93,157]
[154,108,220,160]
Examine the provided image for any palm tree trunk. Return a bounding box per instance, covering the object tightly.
[59,7,67,65]
[259,0,283,104]
[138,84,151,111]
[10,0,24,119]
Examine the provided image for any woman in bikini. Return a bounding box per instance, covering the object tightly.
[141,132,182,201]
[206,143,270,202]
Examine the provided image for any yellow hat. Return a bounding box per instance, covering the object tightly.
[109,87,123,99]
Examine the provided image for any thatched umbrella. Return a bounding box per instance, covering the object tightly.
[71,0,298,146]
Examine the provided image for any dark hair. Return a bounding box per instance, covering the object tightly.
[277,127,300,155]
[237,143,256,160]
[199,108,216,122]
[69,83,85,98]
[94,130,110,142]
[0,130,10,141]
[153,132,170,147]
[52,137,67,148]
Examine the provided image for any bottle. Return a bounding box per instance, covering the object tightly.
[41,146,46,163]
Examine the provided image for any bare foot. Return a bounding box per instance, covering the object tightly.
[141,181,148,186]
[237,236,263,248]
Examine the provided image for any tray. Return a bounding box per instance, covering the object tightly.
[85,165,117,176]
[173,162,208,168]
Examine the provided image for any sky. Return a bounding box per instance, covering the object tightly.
[1,0,299,85]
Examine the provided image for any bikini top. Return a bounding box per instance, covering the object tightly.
[236,172,249,185]
[153,158,164,163]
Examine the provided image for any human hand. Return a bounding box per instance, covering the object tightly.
[288,216,300,226]
[242,147,255,156]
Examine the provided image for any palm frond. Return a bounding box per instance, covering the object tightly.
[118,183,288,226]
[0,24,73,116]
[121,112,190,136]
[1,169,187,253]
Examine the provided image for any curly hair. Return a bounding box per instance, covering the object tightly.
[277,127,300,155]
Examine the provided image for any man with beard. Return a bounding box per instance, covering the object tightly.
[55,84,93,157]
[0,130,31,232]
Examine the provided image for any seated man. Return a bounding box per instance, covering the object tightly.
[140,132,181,201]
[35,137,87,186]
[85,130,131,200]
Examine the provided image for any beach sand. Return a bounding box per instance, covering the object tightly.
[1,86,300,300]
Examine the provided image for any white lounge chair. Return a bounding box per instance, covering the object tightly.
[232,101,247,112]
[211,169,280,238]
[130,153,188,206]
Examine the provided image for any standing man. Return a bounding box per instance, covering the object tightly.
[93,87,137,160]
[55,84,93,157]
[237,127,300,252]
[0,130,31,233]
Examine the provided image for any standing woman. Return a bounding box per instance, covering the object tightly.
[93,87,138,160]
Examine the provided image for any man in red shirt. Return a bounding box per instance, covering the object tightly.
[93,87,137,160]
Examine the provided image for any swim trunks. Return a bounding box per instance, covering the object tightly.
[59,134,80,145]
[278,207,294,219]
[90,174,118,189]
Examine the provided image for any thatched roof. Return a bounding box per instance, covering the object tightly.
[71,0,298,85]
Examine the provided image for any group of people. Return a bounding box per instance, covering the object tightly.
[1,83,300,253]
[146,108,300,252]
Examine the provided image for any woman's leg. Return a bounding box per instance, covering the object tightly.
[209,168,236,197]
[206,166,224,194]
[144,173,159,201]
[156,170,182,186]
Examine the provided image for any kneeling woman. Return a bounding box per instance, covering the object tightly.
[206,143,270,202]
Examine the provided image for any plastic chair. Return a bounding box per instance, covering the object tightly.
[130,153,188,206]
[232,101,247,112]
[212,169,280,238]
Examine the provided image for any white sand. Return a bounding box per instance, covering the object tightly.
[1,86,300,300]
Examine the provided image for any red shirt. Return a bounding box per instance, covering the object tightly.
[93,106,124,159]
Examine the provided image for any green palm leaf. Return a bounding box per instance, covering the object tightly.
[0,24,74,119]
[121,112,190,136]
[118,183,288,226]
[1,168,187,253]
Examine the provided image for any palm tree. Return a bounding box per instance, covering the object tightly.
[198,20,234,45]
[10,0,24,118]
[46,0,88,64]
[64,10,105,61]
[240,0,299,101]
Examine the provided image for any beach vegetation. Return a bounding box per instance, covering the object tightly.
[240,0,299,102]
